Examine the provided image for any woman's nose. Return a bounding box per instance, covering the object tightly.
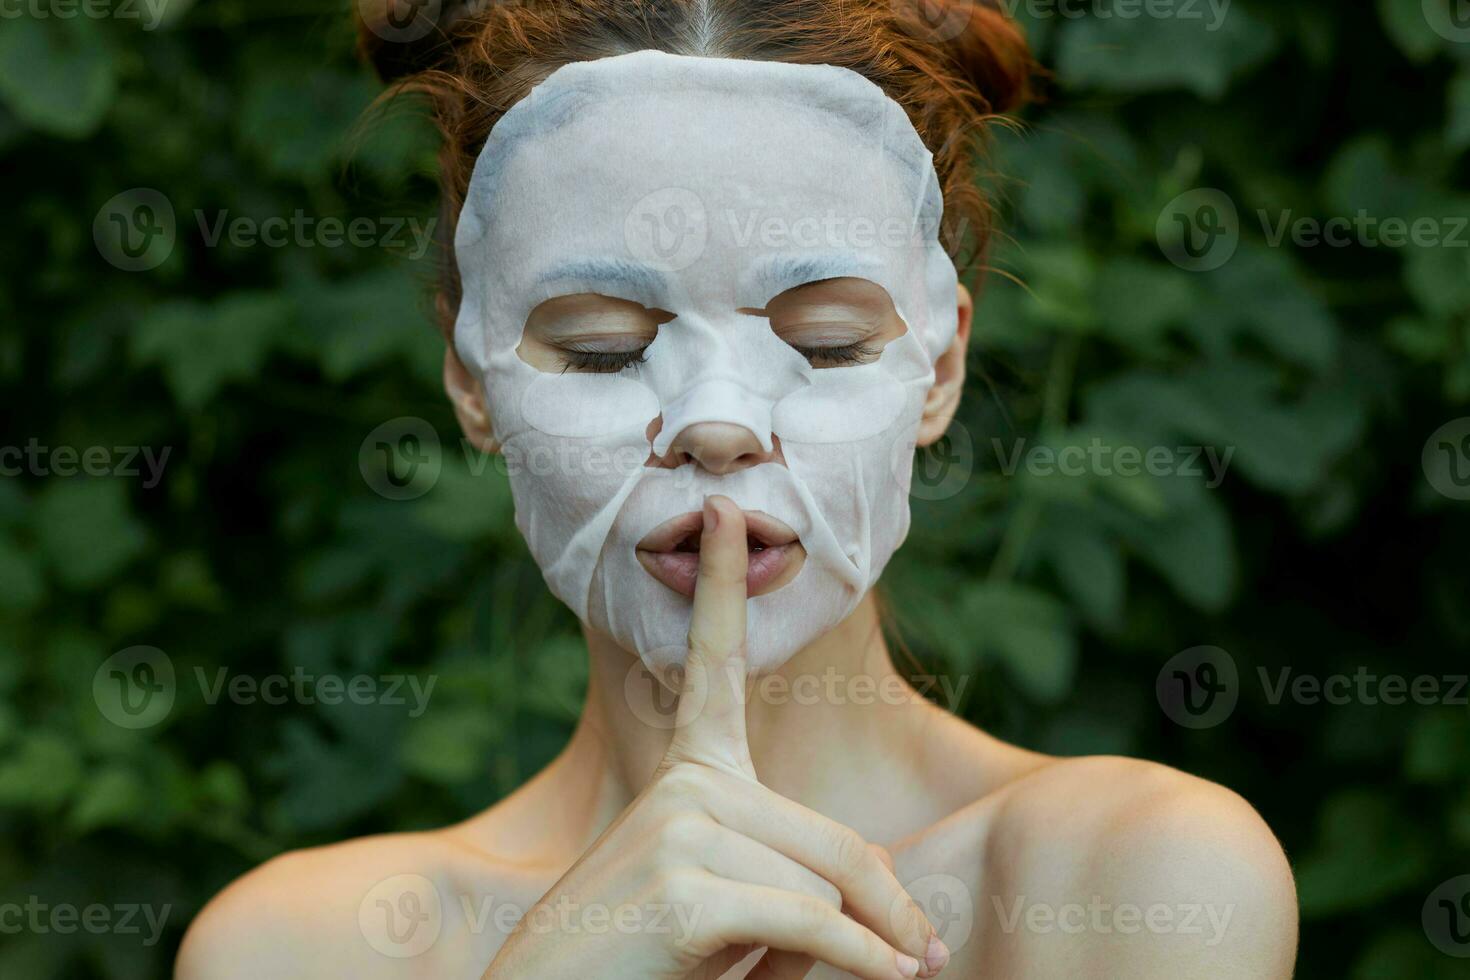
[646,418,779,474]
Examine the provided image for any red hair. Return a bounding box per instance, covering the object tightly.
[358,0,1034,339]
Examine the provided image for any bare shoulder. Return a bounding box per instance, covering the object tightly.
[970,755,1298,978]
[175,829,543,980]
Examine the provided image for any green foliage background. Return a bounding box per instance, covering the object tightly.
[1,1,1468,976]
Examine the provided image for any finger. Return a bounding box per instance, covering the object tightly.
[697,771,942,971]
[666,494,752,772]
[693,878,921,980]
[747,949,815,980]
[700,825,842,910]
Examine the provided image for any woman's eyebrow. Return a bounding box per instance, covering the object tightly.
[535,258,668,295]
[743,253,881,299]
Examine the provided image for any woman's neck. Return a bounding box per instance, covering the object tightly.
[549,591,956,849]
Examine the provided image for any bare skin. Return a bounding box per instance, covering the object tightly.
[177,285,1299,978]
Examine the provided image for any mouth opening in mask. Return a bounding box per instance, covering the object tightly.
[635,508,807,599]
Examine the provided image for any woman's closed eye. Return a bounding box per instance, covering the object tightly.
[555,339,652,374]
[519,293,672,374]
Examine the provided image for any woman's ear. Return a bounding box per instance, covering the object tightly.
[443,346,500,454]
[916,283,973,447]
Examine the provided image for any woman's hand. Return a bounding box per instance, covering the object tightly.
[483,495,947,980]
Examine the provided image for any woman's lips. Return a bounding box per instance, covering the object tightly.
[636,510,806,598]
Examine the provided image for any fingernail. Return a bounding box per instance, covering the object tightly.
[702,495,720,533]
[924,934,949,975]
[895,951,921,979]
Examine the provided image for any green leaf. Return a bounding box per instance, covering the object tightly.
[960,582,1077,703]
[0,15,117,138]
[132,293,289,408]
[0,733,84,811]
[69,766,149,834]
[1056,10,1279,99]
[1450,69,1470,151]
[1296,789,1434,917]
[0,532,44,611]
[400,706,498,784]
[1378,0,1447,62]
[34,480,149,589]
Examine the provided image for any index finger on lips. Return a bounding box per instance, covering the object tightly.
[668,495,752,768]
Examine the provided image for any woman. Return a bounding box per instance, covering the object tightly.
[177,1,1297,977]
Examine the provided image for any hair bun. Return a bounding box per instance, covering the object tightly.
[357,0,485,81]
[900,0,1033,114]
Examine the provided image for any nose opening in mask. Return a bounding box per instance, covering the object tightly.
[649,377,777,457]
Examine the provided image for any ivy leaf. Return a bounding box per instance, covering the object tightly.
[1377,0,1447,62]
[0,15,117,138]
[1296,789,1434,917]
[34,480,149,590]
[132,292,289,409]
[1450,69,1470,151]
[960,582,1077,703]
[1056,10,1279,99]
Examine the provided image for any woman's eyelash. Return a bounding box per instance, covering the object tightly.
[791,342,879,367]
[557,347,649,374]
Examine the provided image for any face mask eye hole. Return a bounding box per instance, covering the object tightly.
[741,277,908,369]
[517,294,673,374]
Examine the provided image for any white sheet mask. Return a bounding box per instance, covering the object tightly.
[454,50,959,675]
